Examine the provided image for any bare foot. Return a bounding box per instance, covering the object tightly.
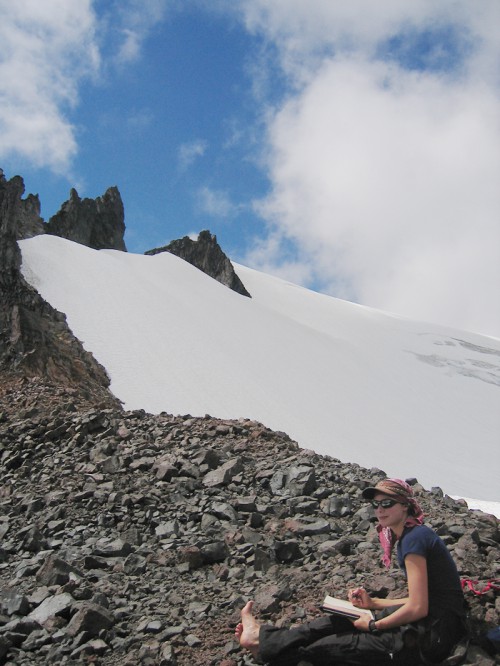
[236,601,261,658]
[235,622,243,640]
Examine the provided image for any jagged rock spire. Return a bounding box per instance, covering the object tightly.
[45,185,127,251]
[145,230,251,297]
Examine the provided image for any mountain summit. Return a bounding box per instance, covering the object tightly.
[145,230,251,297]
[2,168,500,502]
[0,169,498,665]
[45,186,126,252]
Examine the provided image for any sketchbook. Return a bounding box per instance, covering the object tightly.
[320,595,374,620]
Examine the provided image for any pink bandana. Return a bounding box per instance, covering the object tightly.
[373,479,424,568]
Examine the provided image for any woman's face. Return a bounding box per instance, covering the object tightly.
[373,492,409,533]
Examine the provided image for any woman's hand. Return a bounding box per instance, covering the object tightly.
[352,613,372,632]
[347,587,373,609]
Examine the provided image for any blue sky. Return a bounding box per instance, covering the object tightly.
[1,1,499,338]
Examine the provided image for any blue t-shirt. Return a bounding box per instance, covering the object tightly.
[397,524,464,618]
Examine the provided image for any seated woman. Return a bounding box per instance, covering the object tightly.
[235,478,466,665]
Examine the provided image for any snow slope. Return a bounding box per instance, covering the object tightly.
[19,236,500,509]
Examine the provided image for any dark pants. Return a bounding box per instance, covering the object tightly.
[258,612,465,666]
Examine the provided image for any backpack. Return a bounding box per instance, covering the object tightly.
[484,626,500,655]
[460,578,500,658]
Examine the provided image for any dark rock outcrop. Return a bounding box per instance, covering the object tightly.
[0,172,120,405]
[1,167,126,252]
[45,186,126,251]
[0,169,44,241]
[146,230,251,297]
[0,381,498,665]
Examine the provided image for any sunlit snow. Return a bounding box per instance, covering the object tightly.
[19,236,500,516]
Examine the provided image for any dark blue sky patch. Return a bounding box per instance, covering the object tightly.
[376,24,473,75]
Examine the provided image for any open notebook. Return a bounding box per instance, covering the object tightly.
[320,595,374,620]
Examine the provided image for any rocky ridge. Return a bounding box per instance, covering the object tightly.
[0,170,126,252]
[145,231,252,298]
[0,378,498,666]
[0,173,122,404]
[3,168,250,298]
[45,187,126,252]
[0,171,44,241]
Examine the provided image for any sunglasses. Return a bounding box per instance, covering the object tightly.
[370,498,404,509]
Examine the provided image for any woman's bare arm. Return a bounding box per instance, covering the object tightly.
[348,587,407,610]
[352,554,429,632]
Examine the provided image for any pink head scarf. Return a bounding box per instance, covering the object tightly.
[364,478,425,568]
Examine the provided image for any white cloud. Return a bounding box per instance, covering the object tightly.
[116,28,142,64]
[196,186,238,218]
[126,108,155,131]
[0,0,169,174]
[235,1,500,337]
[237,0,500,76]
[242,229,314,288]
[178,140,208,170]
[109,0,169,65]
[0,0,100,173]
